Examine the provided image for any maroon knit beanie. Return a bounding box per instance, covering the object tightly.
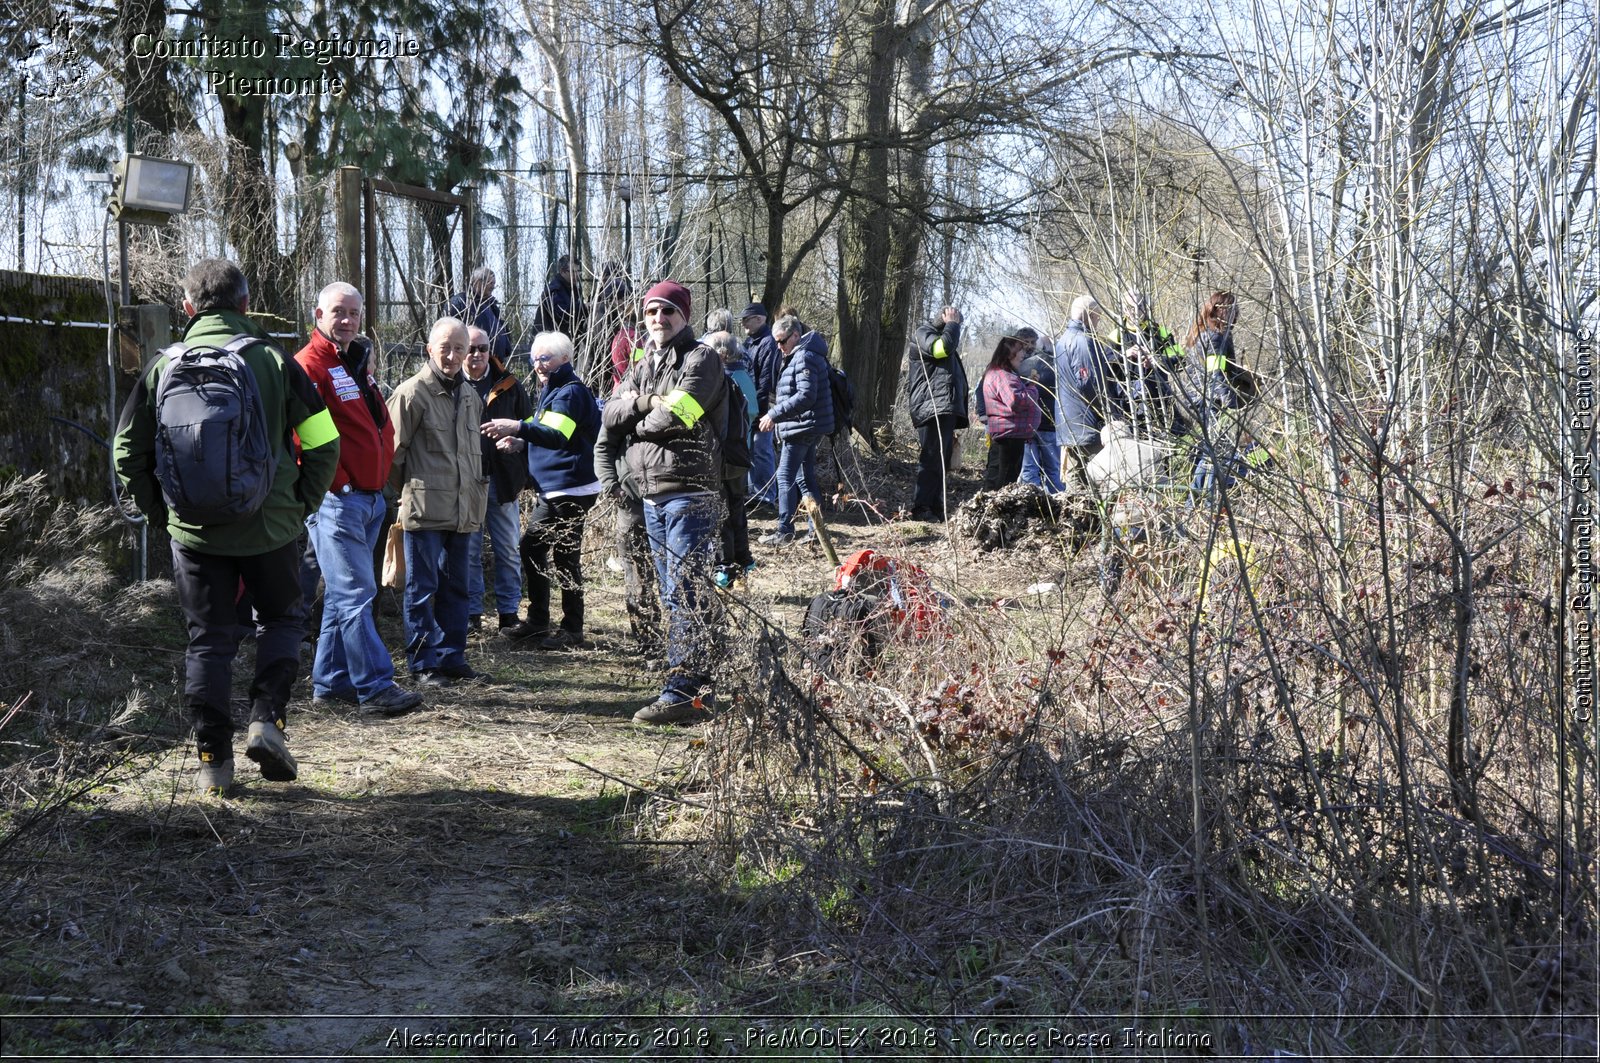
[641,279,692,320]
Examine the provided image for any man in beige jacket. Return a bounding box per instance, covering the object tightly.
[388,317,490,686]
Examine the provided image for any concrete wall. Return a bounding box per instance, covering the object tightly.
[0,268,302,506]
[0,270,135,505]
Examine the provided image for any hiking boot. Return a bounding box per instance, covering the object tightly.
[312,689,359,708]
[503,619,552,642]
[758,530,796,546]
[497,613,521,632]
[244,721,298,782]
[538,629,583,651]
[713,567,737,590]
[436,663,492,684]
[468,614,483,632]
[415,670,454,688]
[360,685,424,717]
[196,754,234,796]
[633,693,712,725]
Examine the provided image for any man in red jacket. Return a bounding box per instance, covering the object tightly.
[295,282,423,716]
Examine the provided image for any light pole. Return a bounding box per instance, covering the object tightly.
[105,153,194,580]
[616,175,633,273]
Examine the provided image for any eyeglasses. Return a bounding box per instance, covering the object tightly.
[468,344,489,354]
[532,352,559,363]
[643,304,681,318]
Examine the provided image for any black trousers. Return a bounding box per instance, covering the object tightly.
[171,539,304,759]
[912,415,959,516]
[983,437,1027,490]
[521,493,596,635]
[719,474,752,569]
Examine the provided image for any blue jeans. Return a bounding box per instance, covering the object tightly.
[1020,429,1063,492]
[776,434,820,534]
[468,480,523,618]
[402,527,472,674]
[748,428,778,504]
[643,492,720,697]
[308,490,396,700]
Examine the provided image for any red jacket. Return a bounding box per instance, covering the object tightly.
[981,367,1041,440]
[295,330,395,492]
[609,325,640,388]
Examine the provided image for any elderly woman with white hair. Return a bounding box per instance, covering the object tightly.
[482,331,601,650]
[1053,294,1124,495]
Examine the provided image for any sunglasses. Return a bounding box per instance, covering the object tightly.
[643,304,682,318]
[468,344,490,354]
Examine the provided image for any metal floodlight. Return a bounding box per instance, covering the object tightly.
[109,154,193,225]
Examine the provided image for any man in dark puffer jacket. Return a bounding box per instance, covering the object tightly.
[903,305,968,520]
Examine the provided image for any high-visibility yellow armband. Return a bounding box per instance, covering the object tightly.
[539,410,578,439]
[662,389,705,429]
[1205,352,1228,373]
[296,407,339,449]
[932,338,948,360]
[632,347,646,362]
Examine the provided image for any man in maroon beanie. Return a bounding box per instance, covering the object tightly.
[601,279,728,724]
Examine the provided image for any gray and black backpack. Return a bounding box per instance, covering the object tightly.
[153,335,274,524]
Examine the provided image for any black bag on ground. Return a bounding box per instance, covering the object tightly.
[802,588,886,676]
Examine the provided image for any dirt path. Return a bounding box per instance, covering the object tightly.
[1,456,1026,1058]
[1,616,747,1058]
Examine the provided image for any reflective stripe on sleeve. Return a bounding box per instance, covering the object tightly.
[932,338,948,359]
[1205,352,1228,373]
[539,410,578,439]
[662,388,705,429]
[296,407,339,449]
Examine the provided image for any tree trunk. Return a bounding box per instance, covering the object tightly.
[834,0,898,426]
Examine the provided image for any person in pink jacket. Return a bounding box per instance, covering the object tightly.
[981,332,1042,489]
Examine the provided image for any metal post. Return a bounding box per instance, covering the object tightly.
[462,183,478,278]
[16,78,24,269]
[119,221,131,307]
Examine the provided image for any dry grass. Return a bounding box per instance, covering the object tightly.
[0,441,1593,1058]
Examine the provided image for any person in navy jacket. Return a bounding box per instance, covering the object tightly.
[757,314,835,546]
[482,331,600,650]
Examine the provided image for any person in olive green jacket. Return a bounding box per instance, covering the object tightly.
[114,258,340,794]
[387,317,490,686]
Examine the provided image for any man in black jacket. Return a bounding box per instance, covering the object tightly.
[534,255,583,337]
[464,325,532,631]
[445,267,512,363]
[739,303,781,508]
[903,305,967,520]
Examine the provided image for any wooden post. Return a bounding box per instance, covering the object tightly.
[337,166,362,292]
[462,183,478,278]
[364,177,379,369]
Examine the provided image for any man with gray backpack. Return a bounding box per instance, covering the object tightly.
[115,258,340,795]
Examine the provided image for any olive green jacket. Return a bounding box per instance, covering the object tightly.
[113,308,339,556]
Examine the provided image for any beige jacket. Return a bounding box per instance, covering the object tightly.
[387,364,487,532]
